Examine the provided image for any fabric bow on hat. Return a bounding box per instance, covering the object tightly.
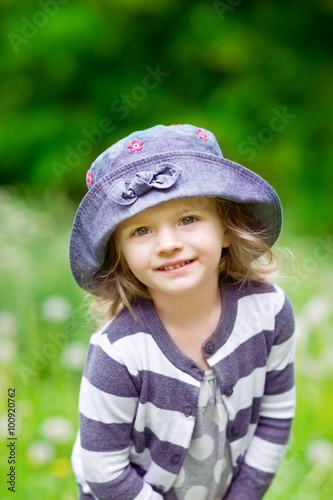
[109,164,182,205]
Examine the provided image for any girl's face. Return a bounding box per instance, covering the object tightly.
[114,197,230,299]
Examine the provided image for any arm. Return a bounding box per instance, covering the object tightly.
[225,291,296,500]
[77,331,164,500]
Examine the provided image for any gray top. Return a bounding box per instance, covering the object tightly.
[170,370,233,500]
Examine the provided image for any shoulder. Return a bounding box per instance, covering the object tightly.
[229,279,278,297]
[102,303,147,343]
[87,300,157,371]
[84,304,150,382]
[223,280,294,340]
[86,301,150,358]
[228,280,293,312]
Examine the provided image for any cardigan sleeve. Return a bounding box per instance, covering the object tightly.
[76,330,164,500]
[224,291,296,500]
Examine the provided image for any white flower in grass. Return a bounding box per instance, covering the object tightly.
[0,338,16,362]
[60,342,87,370]
[41,295,72,322]
[26,440,55,466]
[303,294,331,326]
[0,311,18,335]
[40,415,74,444]
[306,439,333,467]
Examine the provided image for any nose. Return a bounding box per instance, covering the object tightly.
[155,226,184,255]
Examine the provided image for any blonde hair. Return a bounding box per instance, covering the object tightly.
[90,198,280,320]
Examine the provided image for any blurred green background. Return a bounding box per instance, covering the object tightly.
[0,0,332,499]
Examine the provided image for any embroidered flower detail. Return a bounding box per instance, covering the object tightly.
[196,129,207,141]
[86,171,93,187]
[167,124,181,126]
[127,139,143,152]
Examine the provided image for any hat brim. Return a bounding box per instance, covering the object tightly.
[69,151,282,291]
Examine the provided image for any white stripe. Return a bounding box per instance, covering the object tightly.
[272,284,286,313]
[134,402,195,447]
[130,447,177,493]
[79,376,138,424]
[244,435,287,473]
[229,434,250,467]
[113,332,201,387]
[260,386,296,419]
[81,447,129,483]
[133,483,164,500]
[81,443,171,497]
[90,330,134,370]
[212,289,285,365]
[222,366,266,419]
[266,335,295,372]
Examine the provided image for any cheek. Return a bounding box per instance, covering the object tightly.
[203,225,225,251]
[123,242,150,271]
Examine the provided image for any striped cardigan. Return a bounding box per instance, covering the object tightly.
[73,280,295,500]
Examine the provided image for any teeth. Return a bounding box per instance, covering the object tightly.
[161,260,191,270]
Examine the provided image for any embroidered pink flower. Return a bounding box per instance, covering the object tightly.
[128,139,143,152]
[86,171,93,187]
[167,124,181,126]
[196,129,207,141]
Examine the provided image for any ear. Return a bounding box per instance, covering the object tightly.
[222,227,231,248]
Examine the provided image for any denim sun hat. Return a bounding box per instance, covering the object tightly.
[69,123,282,291]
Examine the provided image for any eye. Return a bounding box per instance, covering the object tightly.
[180,216,197,226]
[133,227,151,236]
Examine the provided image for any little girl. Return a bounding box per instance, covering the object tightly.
[69,124,295,500]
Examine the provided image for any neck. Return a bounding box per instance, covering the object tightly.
[148,276,222,330]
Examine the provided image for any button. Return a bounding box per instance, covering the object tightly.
[231,425,239,437]
[224,385,233,397]
[204,341,215,354]
[184,404,192,417]
[170,453,181,464]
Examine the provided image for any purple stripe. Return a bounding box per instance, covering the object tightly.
[138,370,199,415]
[87,465,143,500]
[132,427,186,475]
[104,305,144,342]
[233,280,277,299]
[80,413,132,452]
[273,294,295,345]
[214,333,267,388]
[227,398,262,443]
[255,416,293,444]
[84,343,140,396]
[225,462,274,498]
[264,363,294,395]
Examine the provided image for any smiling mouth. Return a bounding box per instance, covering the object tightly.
[157,259,195,271]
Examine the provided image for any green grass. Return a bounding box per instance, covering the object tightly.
[0,187,332,499]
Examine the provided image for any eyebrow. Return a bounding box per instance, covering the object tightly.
[118,205,211,232]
